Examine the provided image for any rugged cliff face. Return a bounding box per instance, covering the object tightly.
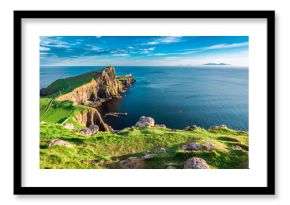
[42,66,135,132]
[75,108,113,132]
[55,66,135,106]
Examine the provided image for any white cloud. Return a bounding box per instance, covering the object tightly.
[85,45,101,51]
[153,42,248,56]
[112,54,130,57]
[40,52,49,55]
[146,36,182,45]
[40,36,70,48]
[132,47,155,54]
[203,42,249,50]
[154,53,167,56]
[40,46,50,51]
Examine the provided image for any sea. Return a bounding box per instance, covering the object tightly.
[40,66,249,131]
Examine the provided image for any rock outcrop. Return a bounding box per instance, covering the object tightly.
[135,116,155,127]
[41,67,135,133]
[55,66,135,106]
[155,124,166,128]
[209,125,229,129]
[182,142,215,151]
[75,108,112,132]
[202,142,215,150]
[183,157,210,169]
[80,124,99,136]
[48,139,73,148]
[63,123,76,131]
[182,142,202,151]
[184,124,202,131]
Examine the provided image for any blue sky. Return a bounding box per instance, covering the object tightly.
[40,36,248,66]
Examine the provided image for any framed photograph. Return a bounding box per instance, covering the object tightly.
[14,10,275,195]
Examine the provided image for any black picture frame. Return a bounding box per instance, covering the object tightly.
[14,10,275,195]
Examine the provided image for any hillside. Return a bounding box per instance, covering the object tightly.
[40,123,248,169]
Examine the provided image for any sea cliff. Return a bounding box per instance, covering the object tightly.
[40,66,135,132]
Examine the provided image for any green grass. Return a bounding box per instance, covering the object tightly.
[44,70,101,97]
[40,123,249,169]
[43,68,129,98]
[40,97,86,125]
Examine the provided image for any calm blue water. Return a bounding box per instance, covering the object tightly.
[40,66,248,131]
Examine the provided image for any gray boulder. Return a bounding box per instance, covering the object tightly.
[48,139,73,148]
[202,142,215,150]
[184,125,202,131]
[210,124,228,129]
[182,142,202,151]
[135,116,155,127]
[184,157,210,169]
[63,123,76,131]
[80,124,99,136]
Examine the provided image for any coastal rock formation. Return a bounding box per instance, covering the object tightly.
[182,142,202,151]
[135,116,155,127]
[40,67,135,133]
[80,124,99,136]
[55,67,135,106]
[183,142,215,151]
[183,157,210,169]
[202,142,215,150]
[210,125,229,129]
[48,139,73,148]
[75,108,113,132]
[63,123,76,131]
[184,124,202,131]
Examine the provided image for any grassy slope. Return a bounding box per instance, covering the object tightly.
[40,70,129,124]
[40,98,86,128]
[45,70,101,98]
[40,123,248,169]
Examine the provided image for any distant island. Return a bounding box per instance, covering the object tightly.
[203,63,230,66]
[40,66,248,169]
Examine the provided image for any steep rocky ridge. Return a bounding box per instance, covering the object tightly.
[75,108,113,132]
[55,66,135,106]
[41,66,135,132]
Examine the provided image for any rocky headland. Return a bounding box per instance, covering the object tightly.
[40,66,135,132]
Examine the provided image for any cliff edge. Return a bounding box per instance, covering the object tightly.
[40,66,135,132]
